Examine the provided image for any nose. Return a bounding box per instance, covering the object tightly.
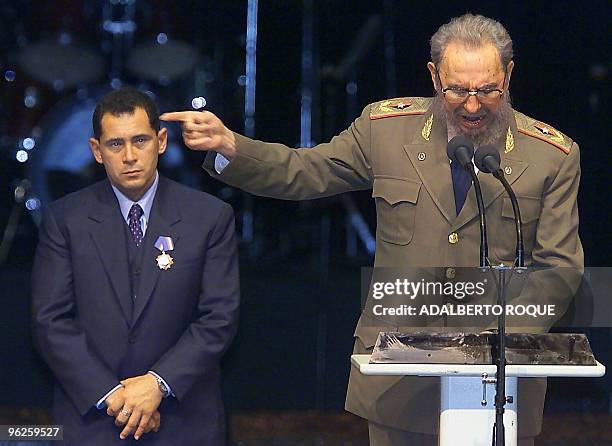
[123,144,137,163]
[463,95,481,114]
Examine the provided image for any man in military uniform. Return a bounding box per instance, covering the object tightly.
[162,13,582,446]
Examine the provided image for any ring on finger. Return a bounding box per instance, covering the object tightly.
[120,409,132,417]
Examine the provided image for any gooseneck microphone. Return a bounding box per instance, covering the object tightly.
[474,145,524,267]
[446,136,488,268]
[446,135,474,168]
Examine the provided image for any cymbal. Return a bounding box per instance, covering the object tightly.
[17,40,105,89]
[127,40,197,84]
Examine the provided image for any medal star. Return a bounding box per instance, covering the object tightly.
[156,252,174,270]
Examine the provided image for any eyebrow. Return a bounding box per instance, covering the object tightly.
[103,134,152,145]
[447,81,500,90]
[132,134,152,140]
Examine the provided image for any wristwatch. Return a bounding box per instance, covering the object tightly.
[150,373,170,398]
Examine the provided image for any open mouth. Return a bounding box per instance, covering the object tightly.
[460,115,486,128]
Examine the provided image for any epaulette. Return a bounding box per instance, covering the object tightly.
[514,111,572,154]
[370,97,431,120]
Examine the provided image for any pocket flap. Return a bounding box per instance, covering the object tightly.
[502,196,541,224]
[372,177,422,206]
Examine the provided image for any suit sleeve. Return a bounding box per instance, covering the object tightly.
[150,203,240,401]
[506,142,584,331]
[31,206,120,415]
[202,105,374,199]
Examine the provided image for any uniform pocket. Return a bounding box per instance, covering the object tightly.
[372,176,421,245]
[494,195,541,261]
[501,196,541,224]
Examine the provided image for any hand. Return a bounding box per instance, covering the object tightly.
[115,374,163,440]
[105,386,126,417]
[142,410,161,436]
[114,408,160,439]
[160,111,237,160]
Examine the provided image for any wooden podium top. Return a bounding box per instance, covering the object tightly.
[351,355,606,378]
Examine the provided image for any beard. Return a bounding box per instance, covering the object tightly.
[432,92,513,147]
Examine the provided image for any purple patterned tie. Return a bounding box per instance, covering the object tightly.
[128,204,144,247]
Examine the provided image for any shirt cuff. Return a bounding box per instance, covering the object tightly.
[95,384,123,409]
[147,370,175,398]
[214,153,231,174]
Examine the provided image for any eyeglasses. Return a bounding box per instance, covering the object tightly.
[436,68,505,104]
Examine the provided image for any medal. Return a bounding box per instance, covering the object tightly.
[156,251,174,270]
[154,236,175,270]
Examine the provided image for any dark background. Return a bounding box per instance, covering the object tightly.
[0,0,610,429]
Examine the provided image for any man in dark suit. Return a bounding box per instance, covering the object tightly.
[32,87,240,445]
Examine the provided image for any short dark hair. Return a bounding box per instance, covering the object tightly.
[92,87,160,139]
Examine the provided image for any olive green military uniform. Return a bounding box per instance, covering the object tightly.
[203,97,583,441]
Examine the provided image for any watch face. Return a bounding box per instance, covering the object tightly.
[160,382,168,393]
[156,378,169,396]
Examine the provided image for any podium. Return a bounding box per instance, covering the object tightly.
[352,354,606,446]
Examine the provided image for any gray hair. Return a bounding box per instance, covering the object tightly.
[430,14,513,70]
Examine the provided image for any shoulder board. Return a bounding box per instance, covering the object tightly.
[370,97,432,120]
[513,111,572,154]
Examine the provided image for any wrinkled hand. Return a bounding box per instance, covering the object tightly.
[115,374,163,440]
[160,111,237,160]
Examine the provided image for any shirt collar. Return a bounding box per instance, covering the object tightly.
[111,171,159,224]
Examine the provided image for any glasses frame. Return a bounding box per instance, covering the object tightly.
[435,67,506,104]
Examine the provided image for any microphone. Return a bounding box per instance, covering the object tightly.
[446,135,474,168]
[474,145,524,267]
[446,136,488,268]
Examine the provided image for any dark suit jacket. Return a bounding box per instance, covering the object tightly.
[31,176,240,445]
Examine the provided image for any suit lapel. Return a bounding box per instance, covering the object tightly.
[132,178,181,325]
[89,181,133,326]
[402,112,455,224]
[452,116,529,230]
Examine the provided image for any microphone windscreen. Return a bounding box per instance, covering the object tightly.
[446,135,475,164]
[474,145,501,173]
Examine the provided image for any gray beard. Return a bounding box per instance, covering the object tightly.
[432,93,513,147]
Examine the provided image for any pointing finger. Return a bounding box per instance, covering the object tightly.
[159,111,195,122]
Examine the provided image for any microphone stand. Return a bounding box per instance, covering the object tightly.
[464,163,489,268]
[473,146,528,445]
[463,162,513,444]
[492,170,524,267]
[490,263,508,446]
[489,170,525,446]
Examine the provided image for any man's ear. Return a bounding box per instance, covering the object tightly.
[157,128,168,155]
[89,138,103,164]
[427,62,440,91]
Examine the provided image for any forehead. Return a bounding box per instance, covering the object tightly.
[99,107,155,138]
[439,41,504,85]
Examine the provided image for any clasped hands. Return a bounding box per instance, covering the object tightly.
[105,373,164,440]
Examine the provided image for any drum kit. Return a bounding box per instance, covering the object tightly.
[0,0,212,262]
